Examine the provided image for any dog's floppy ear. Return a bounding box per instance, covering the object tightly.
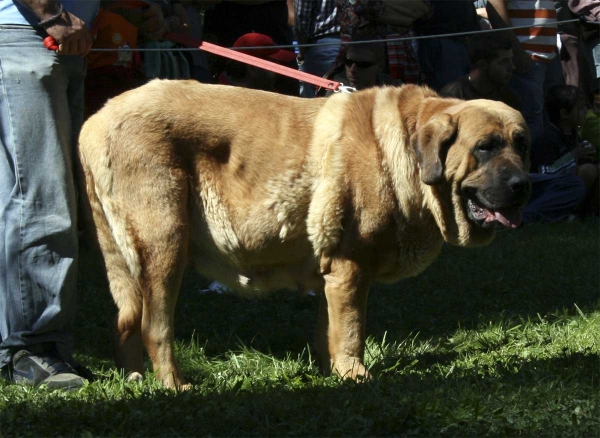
[411,113,458,185]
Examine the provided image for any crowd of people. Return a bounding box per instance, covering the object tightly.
[0,0,598,391]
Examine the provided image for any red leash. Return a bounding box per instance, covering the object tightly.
[166,33,341,92]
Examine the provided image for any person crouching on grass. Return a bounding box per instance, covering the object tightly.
[531,85,599,217]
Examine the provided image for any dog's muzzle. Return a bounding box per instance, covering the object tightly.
[464,173,531,229]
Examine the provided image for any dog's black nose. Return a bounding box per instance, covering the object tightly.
[508,174,530,196]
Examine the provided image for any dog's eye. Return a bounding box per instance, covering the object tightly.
[512,133,530,155]
[473,142,498,163]
[513,139,529,155]
[476,143,495,153]
[515,142,529,155]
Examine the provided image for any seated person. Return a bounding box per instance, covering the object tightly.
[531,85,599,216]
[440,34,520,110]
[520,173,587,224]
[442,39,587,224]
[218,32,297,92]
[325,37,398,96]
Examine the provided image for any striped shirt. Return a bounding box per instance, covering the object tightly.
[508,0,558,62]
[294,0,340,42]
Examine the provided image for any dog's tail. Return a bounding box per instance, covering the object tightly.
[78,127,143,342]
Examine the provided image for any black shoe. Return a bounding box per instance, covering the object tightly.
[11,350,87,391]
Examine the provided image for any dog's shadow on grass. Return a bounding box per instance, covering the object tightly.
[75,220,599,364]
[10,351,599,437]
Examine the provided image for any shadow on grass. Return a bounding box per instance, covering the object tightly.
[74,220,599,364]
[3,351,598,437]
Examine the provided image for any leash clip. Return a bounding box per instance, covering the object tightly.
[335,83,357,94]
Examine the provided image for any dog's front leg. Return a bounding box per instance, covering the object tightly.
[316,256,372,381]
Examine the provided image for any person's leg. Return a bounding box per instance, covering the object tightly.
[509,60,549,144]
[521,173,587,224]
[546,47,565,91]
[182,5,212,83]
[577,163,599,215]
[417,38,439,90]
[418,38,470,91]
[301,36,341,98]
[0,26,83,373]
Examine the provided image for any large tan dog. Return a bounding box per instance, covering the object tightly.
[78,81,531,389]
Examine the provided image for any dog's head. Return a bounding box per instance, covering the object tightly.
[412,99,531,246]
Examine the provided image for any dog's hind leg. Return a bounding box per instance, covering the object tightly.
[99,213,147,381]
[128,178,191,390]
[111,315,143,381]
[139,240,189,390]
[79,161,146,380]
[139,237,189,389]
[314,293,332,375]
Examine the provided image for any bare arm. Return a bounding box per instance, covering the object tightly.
[287,0,294,27]
[486,0,532,73]
[16,0,93,55]
[117,3,167,41]
[486,0,511,24]
[16,0,60,20]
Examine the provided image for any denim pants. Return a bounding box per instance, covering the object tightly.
[300,36,341,98]
[0,26,85,369]
[521,173,586,224]
[418,37,470,92]
[509,60,550,144]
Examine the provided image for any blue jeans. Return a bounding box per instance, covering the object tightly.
[521,173,586,224]
[509,60,550,144]
[300,36,341,98]
[418,37,470,92]
[0,26,85,369]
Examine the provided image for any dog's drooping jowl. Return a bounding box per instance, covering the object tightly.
[78,81,530,388]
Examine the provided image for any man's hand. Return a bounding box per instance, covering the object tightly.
[168,3,191,36]
[139,3,168,40]
[45,11,93,56]
[16,0,92,55]
[121,3,168,41]
[573,144,597,164]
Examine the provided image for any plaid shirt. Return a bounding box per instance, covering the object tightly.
[294,0,340,42]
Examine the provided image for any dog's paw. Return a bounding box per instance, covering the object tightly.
[177,383,193,391]
[333,356,373,382]
[127,371,144,382]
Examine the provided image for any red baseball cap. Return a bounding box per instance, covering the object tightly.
[233,33,297,63]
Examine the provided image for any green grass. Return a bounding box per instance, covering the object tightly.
[1,219,599,437]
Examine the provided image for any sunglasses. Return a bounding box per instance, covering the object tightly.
[344,57,376,69]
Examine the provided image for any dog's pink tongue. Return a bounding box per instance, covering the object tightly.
[484,207,522,228]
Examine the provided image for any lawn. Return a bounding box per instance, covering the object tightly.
[1,219,598,437]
